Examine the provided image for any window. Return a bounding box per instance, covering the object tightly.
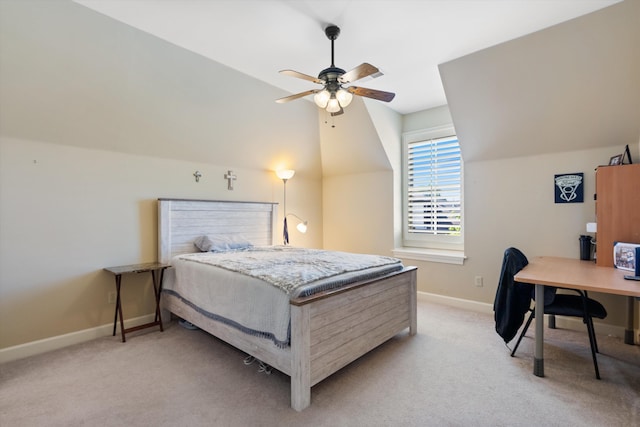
[402,125,463,252]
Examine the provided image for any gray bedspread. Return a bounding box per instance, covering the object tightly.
[177,246,403,297]
[164,246,403,347]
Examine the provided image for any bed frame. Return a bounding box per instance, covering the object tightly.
[157,198,417,411]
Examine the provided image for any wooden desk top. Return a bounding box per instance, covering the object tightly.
[514,256,640,297]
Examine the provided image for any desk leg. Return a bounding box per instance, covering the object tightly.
[624,296,634,345]
[534,284,544,377]
[114,274,126,343]
[151,269,164,332]
[112,275,119,337]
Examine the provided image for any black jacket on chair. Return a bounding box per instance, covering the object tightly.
[493,247,533,343]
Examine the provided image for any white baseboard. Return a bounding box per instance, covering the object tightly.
[417,291,628,341]
[418,291,493,314]
[0,314,156,364]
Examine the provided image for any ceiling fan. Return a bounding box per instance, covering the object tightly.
[276,25,395,116]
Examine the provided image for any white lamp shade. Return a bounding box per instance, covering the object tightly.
[336,88,353,107]
[276,169,295,180]
[326,97,341,113]
[296,221,308,233]
[314,90,330,108]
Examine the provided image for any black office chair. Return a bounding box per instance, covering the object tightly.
[495,247,608,379]
[511,288,608,379]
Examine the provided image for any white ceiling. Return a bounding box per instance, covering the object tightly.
[75,0,620,115]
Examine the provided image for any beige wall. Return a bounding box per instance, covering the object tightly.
[465,147,638,329]
[320,98,404,255]
[319,98,399,255]
[323,171,394,255]
[415,147,629,308]
[0,137,322,348]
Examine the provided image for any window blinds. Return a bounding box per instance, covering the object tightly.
[407,135,461,236]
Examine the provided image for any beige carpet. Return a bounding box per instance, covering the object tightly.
[1,295,639,426]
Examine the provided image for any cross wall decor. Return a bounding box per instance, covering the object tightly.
[224,170,237,190]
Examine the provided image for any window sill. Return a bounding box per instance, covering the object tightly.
[392,247,466,265]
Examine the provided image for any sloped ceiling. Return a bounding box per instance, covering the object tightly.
[0,0,321,175]
[2,1,636,173]
[440,0,640,163]
[73,0,620,115]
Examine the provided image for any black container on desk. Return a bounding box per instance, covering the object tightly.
[579,235,593,260]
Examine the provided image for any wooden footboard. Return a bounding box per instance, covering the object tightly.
[291,266,417,410]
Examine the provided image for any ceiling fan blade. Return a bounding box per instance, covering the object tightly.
[347,86,395,102]
[339,63,382,84]
[276,89,319,103]
[279,69,324,84]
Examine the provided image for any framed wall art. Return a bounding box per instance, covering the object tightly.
[554,173,584,204]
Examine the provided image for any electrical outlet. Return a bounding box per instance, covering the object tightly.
[474,276,483,287]
[108,291,117,304]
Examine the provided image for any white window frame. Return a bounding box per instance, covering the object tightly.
[401,125,464,257]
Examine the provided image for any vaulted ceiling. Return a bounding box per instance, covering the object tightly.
[441,0,639,162]
[74,0,621,115]
[2,1,636,170]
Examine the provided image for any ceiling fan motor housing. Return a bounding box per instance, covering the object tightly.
[318,66,345,91]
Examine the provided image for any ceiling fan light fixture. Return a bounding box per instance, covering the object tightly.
[336,88,353,108]
[326,95,341,113]
[314,89,330,108]
[277,25,394,118]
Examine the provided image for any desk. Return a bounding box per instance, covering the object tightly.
[103,262,170,342]
[514,256,640,377]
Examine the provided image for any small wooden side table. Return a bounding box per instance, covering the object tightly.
[103,262,170,343]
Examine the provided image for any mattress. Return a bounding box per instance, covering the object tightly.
[162,246,403,347]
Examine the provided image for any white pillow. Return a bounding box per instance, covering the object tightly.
[193,235,252,252]
[226,235,253,249]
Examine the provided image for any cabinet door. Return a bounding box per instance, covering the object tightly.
[595,164,640,267]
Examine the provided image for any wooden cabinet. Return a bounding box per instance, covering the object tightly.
[595,164,640,267]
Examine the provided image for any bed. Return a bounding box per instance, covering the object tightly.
[157,198,417,411]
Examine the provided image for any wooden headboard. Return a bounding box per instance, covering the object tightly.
[157,199,278,264]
